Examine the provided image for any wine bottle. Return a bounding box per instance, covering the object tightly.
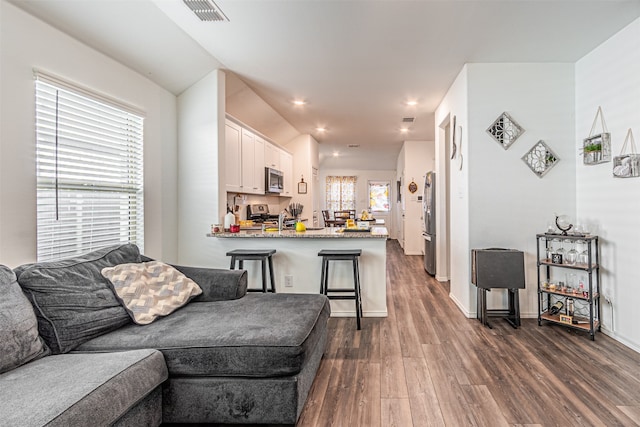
[549,300,564,315]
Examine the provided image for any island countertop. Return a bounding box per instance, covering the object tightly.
[205,226,388,318]
[209,226,388,239]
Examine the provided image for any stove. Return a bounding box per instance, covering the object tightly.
[246,204,280,223]
[246,203,298,227]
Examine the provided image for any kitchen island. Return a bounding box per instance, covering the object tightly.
[207,227,388,318]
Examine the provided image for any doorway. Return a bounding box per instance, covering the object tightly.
[437,115,451,281]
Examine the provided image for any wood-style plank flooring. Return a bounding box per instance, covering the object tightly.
[297,239,640,427]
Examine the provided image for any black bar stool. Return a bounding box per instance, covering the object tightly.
[226,249,277,293]
[318,249,362,330]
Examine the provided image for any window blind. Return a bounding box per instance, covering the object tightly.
[35,78,144,261]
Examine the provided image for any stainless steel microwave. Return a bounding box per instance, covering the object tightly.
[265,167,283,194]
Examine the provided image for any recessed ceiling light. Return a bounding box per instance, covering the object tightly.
[405,100,418,106]
[293,100,306,106]
[316,127,326,132]
[332,151,339,157]
[400,128,409,133]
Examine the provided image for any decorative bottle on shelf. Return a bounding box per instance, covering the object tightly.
[549,300,564,315]
[224,206,235,231]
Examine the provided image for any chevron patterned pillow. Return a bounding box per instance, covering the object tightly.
[101,261,202,325]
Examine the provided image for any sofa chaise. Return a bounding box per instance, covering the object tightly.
[0,244,330,425]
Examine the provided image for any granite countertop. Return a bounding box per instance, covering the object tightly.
[208,226,388,238]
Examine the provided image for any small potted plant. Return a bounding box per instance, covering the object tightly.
[582,133,611,165]
[583,142,602,164]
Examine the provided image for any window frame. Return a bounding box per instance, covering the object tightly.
[35,72,145,262]
[368,180,391,213]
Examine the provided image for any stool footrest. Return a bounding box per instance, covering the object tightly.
[318,249,362,330]
[227,249,277,294]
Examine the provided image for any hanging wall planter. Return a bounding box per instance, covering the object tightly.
[613,128,639,178]
[582,106,611,165]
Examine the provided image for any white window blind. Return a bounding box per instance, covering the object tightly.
[35,76,144,262]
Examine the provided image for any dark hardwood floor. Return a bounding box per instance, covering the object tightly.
[297,239,640,427]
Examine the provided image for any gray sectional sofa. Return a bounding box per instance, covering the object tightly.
[0,244,330,425]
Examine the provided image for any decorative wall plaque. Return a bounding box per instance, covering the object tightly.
[487,112,525,150]
[522,140,560,178]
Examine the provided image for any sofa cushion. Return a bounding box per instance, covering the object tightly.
[14,244,141,354]
[0,349,167,427]
[75,293,331,378]
[0,265,49,374]
[101,261,202,325]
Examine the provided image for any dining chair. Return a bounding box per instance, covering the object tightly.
[322,210,339,227]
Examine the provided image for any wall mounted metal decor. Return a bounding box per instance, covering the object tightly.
[487,112,525,150]
[456,125,463,171]
[451,115,457,159]
[297,176,307,194]
[522,140,560,178]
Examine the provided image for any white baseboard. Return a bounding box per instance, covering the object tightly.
[435,274,448,282]
[449,292,473,318]
[600,327,640,353]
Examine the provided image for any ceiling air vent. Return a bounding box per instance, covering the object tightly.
[402,117,416,123]
[183,0,229,22]
[348,144,360,148]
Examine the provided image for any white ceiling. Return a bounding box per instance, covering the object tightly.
[10,0,640,170]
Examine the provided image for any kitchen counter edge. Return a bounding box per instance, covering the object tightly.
[208,227,388,239]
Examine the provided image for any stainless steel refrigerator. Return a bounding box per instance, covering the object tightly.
[422,172,436,275]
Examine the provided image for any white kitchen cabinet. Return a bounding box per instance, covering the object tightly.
[253,136,265,194]
[240,129,265,195]
[226,119,265,195]
[280,150,293,197]
[265,142,281,170]
[225,120,242,192]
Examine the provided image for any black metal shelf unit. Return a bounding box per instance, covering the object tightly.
[536,233,601,340]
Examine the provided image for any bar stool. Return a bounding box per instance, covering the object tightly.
[318,249,362,330]
[226,249,277,293]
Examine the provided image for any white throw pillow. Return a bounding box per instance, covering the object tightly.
[101,261,202,325]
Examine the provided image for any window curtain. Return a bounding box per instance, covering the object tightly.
[325,176,356,211]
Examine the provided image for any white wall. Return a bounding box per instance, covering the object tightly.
[434,66,471,309]
[225,72,300,145]
[575,17,640,352]
[468,63,576,318]
[177,70,226,267]
[436,63,577,318]
[397,140,434,255]
[319,169,396,236]
[283,134,319,225]
[0,1,178,266]
[395,145,405,244]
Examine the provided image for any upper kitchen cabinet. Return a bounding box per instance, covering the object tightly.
[265,142,281,170]
[225,120,242,192]
[280,150,293,197]
[240,128,265,195]
[225,118,265,195]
